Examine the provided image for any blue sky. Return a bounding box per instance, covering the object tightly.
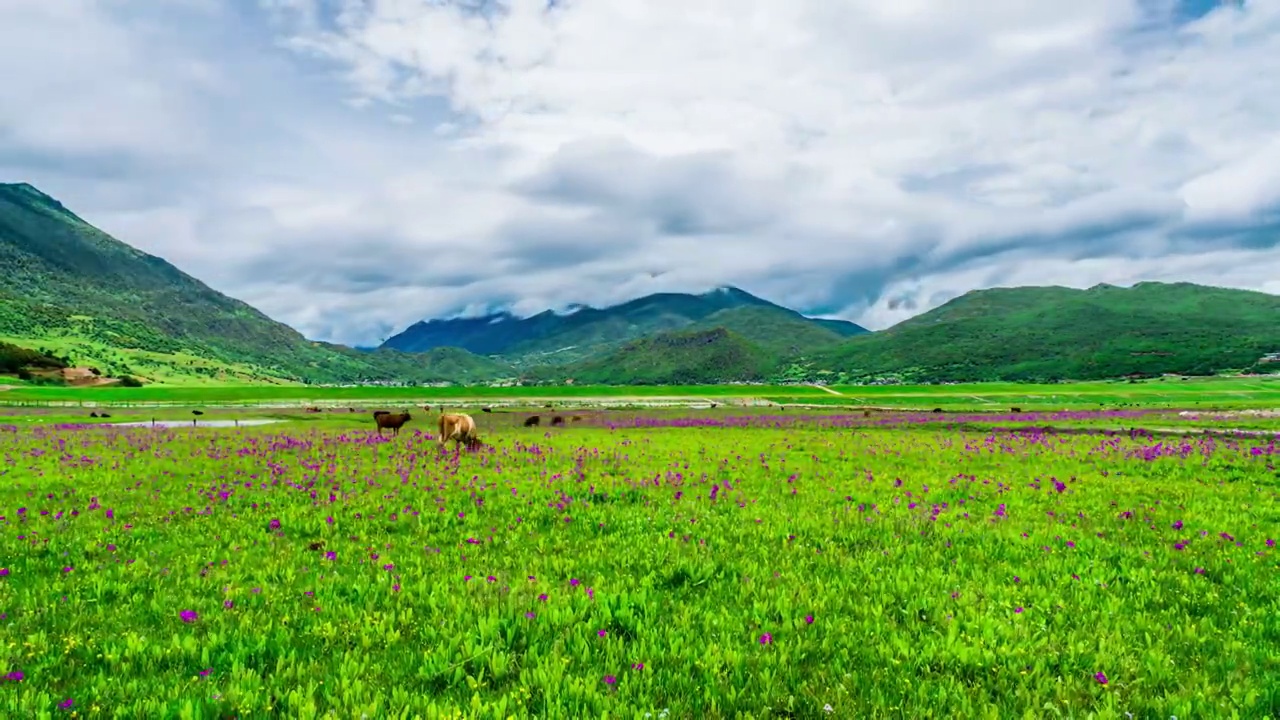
[1,0,1278,345]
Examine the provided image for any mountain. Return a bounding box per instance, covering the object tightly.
[538,327,778,385]
[807,282,1280,383]
[382,285,867,364]
[0,183,510,385]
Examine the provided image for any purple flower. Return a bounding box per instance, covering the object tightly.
[1094,671,1108,685]
[179,610,198,623]
[525,611,536,619]
[632,662,645,670]
[804,614,814,625]
[3,670,23,682]
[597,629,607,638]
[223,599,234,610]
[1172,520,1183,530]
[1014,607,1024,614]
[759,632,773,644]
[1267,539,1275,548]
[268,519,281,530]
[0,568,8,577]
[324,551,336,561]
[602,674,616,686]
[59,698,74,710]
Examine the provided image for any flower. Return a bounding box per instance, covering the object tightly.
[179,610,198,623]
[759,632,773,644]
[223,599,234,610]
[804,614,814,625]
[1014,607,1024,614]
[632,662,645,670]
[268,518,281,530]
[1094,671,1108,685]
[0,568,8,577]
[597,629,608,638]
[3,670,23,682]
[59,698,74,710]
[602,674,617,686]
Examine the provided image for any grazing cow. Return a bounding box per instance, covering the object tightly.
[482,407,493,413]
[373,410,412,436]
[89,411,99,418]
[551,415,565,426]
[438,413,481,451]
[100,412,110,418]
[1010,407,1022,413]
[931,408,943,414]
[570,415,582,422]
[192,410,204,416]
[523,415,541,427]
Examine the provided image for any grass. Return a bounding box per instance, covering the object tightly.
[1,377,1278,412]
[0,411,1277,718]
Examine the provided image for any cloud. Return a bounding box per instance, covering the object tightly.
[2,0,1279,346]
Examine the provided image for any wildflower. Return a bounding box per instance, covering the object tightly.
[1014,607,1024,614]
[59,698,74,710]
[268,519,281,530]
[1095,671,1108,685]
[632,662,645,670]
[602,674,617,686]
[759,632,772,644]
[804,614,814,625]
[223,599,234,610]
[199,668,212,677]
[3,670,23,682]
[0,568,8,577]
[525,612,536,619]
[180,610,198,623]
[325,551,336,561]
[537,593,548,602]
[597,629,608,638]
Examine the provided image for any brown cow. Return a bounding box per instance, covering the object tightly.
[550,415,565,426]
[373,411,412,436]
[523,415,541,427]
[438,413,481,451]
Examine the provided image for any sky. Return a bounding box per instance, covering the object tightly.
[1,0,1278,346]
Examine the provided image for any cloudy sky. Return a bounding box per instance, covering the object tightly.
[2,0,1278,346]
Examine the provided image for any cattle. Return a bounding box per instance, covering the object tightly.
[931,408,943,414]
[570,415,582,423]
[99,412,110,418]
[305,406,321,413]
[373,410,412,436]
[1010,407,1022,413]
[523,415,541,427]
[550,415,565,426]
[482,407,493,413]
[438,413,481,451]
[89,411,99,418]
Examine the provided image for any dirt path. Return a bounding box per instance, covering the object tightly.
[807,384,845,396]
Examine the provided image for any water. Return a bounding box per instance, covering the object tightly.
[108,419,282,428]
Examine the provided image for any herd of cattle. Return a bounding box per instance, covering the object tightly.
[366,406,587,451]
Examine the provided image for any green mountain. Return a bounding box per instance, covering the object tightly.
[381,286,867,365]
[538,327,778,385]
[808,282,1280,383]
[0,183,509,385]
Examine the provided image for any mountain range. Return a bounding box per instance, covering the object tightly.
[1,181,1278,386]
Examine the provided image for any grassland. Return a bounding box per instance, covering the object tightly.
[0,408,1277,718]
[1,376,1278,413]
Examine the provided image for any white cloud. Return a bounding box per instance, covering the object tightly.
[2,0,1279,345]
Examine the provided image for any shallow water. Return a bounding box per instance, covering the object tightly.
[108,419,282,428]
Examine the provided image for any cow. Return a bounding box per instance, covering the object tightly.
[523,415,541,427]
[570,415,583,423]
[373,410,412,436]
[438,413,481,451]
[550,415,565,426]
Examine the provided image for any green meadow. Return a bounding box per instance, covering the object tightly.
[3,376,1279,412]
[1,409,1277,718]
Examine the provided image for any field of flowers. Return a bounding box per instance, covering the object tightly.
[1,413,1278,718]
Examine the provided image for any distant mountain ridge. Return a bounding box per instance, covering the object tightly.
[3,181,1277,387]
[381,286,868,363]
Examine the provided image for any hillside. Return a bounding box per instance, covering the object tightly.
[808,282,1280,383]
[535,327,778,385]
[0,183,510,385]
[381,286,867,364]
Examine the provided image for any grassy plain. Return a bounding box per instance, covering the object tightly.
[1,407,1278,718]
[2,376,1278,412]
